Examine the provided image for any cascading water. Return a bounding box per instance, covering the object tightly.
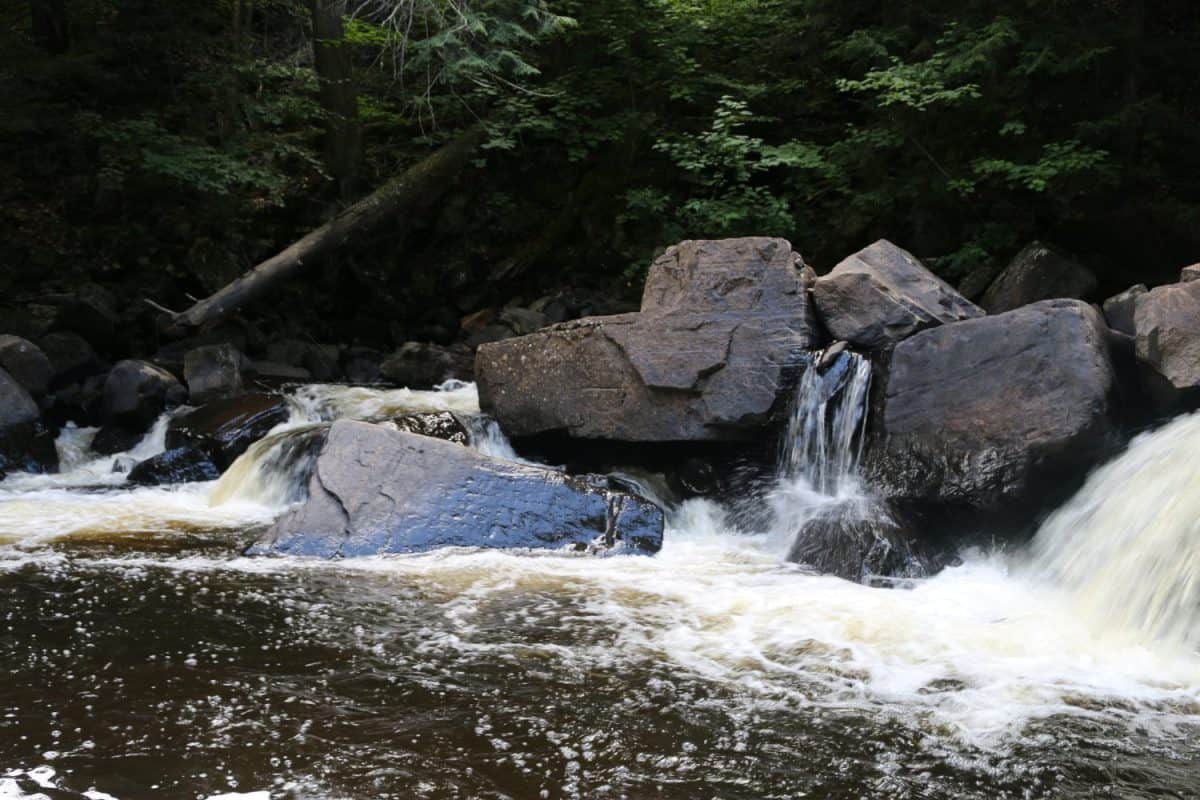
[776,348,873,496]
[768,348,923,581]
[1,379,1199,798]
[1027,410,1200,652]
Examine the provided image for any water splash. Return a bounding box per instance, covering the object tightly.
[1027,411,1200,651]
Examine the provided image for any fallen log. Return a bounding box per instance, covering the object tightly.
[159,125,486,336]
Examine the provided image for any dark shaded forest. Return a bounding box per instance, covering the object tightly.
[4,0,1199,354]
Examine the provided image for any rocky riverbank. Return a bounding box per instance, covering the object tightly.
[2,235,1198,579]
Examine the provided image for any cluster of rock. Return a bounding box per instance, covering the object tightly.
[7,233,1200,577]
[475,235,1200,575]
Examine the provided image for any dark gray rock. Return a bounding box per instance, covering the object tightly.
[0,335,53,399]
[1180,264,1200,283]
[956,261,1005,303]
[812,240,983,349]
[864,299,1117,512]
[184,344,244,404]
[166,393,290,469]
[979,242,1098,314]
[1132,279,1200,395]
[787,504,931,583]
[265,339,340,381]
[91,425,145,456]
[0,368,56,478]
[250,420,664,557]
[39,331,105,389]
[477,237,822,442]
[0,367,39,430]
[381,342,473,388]
[128,447,221,486]
[101,359,184,430]
[1102,284,1148,336]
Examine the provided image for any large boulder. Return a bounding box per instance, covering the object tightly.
[812,239,983,349]
[1131,279,1200,397]
[184,344,244,404]
[166,393,290,469]
[250,420,664,557]
[864,299,1118,513]
[100,359,185,430]
[0,335,53,399]
[979,242,1098,314]
[477,237,822,441]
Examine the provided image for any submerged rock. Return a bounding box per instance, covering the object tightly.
[979,242,1097,314]
[128,447,221,486]
[250,420,664,557]
[812,239,982,349]
[864,299,1117,513]
[477,237,822,441]
[166,393,290,469]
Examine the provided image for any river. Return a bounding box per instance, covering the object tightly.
[0,381,1197,799]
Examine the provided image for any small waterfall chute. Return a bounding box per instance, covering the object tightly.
[771,348,926,582]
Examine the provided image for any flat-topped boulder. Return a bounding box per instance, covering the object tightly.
[250,420,664,557]
[864,299,1118,513]
[812,239,982,349]
[476,237,822,441]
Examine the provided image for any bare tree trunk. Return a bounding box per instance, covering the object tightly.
[31,0,69,55]
[308,0,363,199]
[159,126,485,336]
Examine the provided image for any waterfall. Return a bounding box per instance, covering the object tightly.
[770,348,925,582]
[1028,411,1200,651]
[777,349,873,496]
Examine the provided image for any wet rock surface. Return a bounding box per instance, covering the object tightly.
[864,299,1118,513]
[812,239,982,349]
[252,420,664,557]
[166,393,290,469]
[391,411,471,444]
[128,447,221,486]
[477,237,822,441]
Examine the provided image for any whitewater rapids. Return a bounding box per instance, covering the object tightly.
[0,382,1197,798]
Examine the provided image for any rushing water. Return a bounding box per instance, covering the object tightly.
[0,380,1198,799]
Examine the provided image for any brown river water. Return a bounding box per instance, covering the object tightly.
[0,383,1197,799]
